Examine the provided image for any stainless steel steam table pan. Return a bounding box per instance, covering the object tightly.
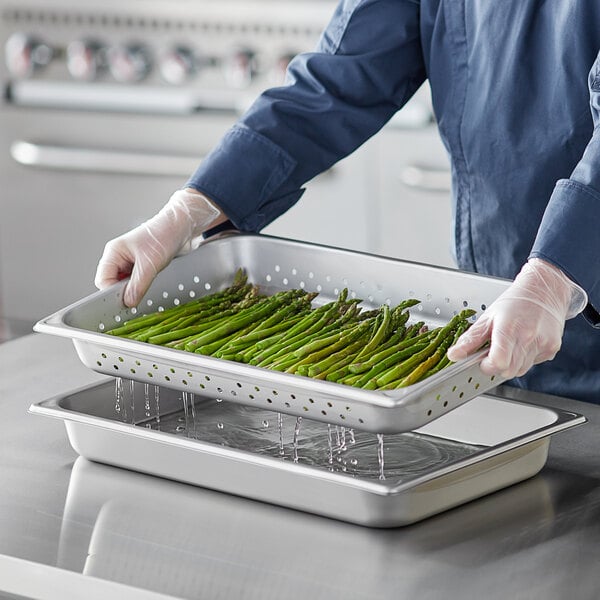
[29,381,585,527]
[34,232,512,433]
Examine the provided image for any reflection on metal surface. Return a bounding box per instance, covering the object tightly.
[56,457,557,600]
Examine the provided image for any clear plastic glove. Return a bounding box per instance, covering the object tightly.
[446,258,588,379]
[95,188,223,307]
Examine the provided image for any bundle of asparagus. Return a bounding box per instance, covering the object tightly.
[106,269,475,390]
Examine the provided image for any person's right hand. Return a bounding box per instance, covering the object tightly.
[95,188,224,307]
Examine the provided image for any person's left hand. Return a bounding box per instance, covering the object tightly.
[446,258,587,379]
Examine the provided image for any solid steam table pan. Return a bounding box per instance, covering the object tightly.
[34,232,512,433]
[29,381,585,527]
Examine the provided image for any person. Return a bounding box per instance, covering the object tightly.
[95,0,600,404]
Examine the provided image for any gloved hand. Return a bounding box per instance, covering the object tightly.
[95,188,224,307]
[446,258,588,379]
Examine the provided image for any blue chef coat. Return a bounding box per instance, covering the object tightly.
[188,0,600,403]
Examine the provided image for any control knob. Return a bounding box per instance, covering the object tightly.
[223,48,257,88]
[107,43,152,83]
[270,51,298,85]
[66,39,106,81]
[159,46,196,85]
[5,33,53,78]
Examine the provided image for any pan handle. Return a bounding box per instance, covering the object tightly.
[10,140,203,177]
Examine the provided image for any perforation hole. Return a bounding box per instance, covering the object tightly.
[204,282,212,291]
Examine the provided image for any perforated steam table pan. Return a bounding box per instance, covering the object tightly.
[29,381,585,527]
[35,232,513,433]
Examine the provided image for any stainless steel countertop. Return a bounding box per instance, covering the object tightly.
[1,333,600,599]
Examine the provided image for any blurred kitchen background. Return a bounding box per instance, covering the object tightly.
[0,0,452,342]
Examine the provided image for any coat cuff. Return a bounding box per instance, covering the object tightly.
[186,124,301,232]
[529,178,600,326]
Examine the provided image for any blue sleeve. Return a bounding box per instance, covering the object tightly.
[186,0,425,232]
[530,49,600,325]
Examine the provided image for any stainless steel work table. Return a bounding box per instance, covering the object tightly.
[1,333,600,599]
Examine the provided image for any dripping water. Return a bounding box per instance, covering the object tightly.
[278,412,285,457]
[143,383,152,428]
[292,416,303,463]
[377,434,385,480]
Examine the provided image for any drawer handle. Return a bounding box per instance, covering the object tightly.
[399,164,451,192]
[10,140,203,177]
